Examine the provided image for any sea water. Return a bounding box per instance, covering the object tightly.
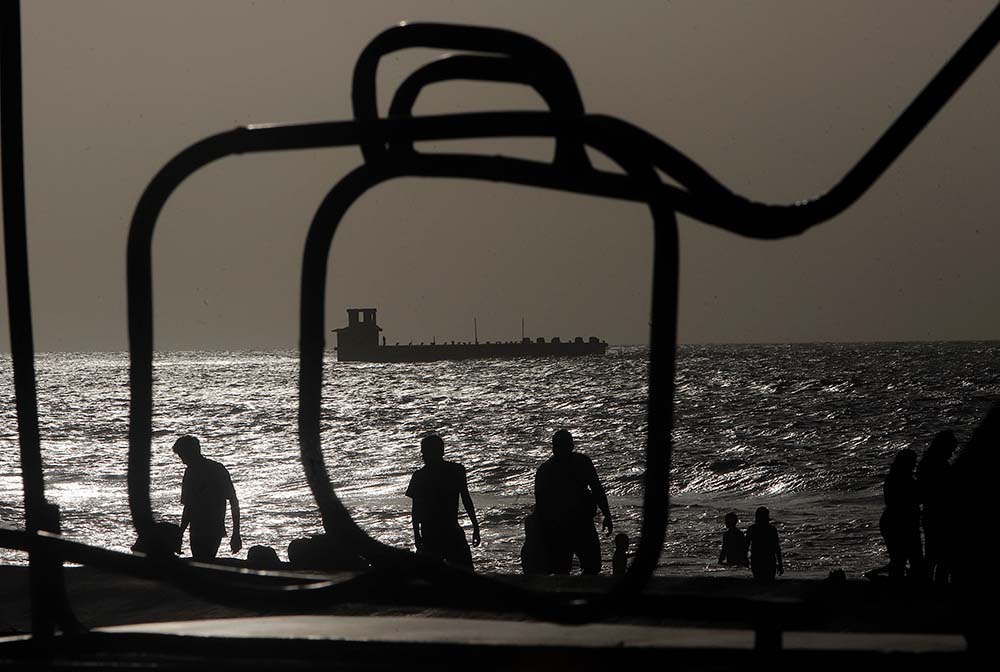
[1,343,997,576]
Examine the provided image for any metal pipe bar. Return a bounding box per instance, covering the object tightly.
[292,122,674,622]
[1,0,45,538]
[110,5,1000,622]
[1,0,79,638]
[353,23,584,164]
[387,54,591,169]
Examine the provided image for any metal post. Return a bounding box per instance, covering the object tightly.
[2,0,76,638]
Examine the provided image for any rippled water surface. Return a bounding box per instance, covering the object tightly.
[2,343,997,576]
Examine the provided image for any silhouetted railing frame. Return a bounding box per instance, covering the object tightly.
[2,5,999,635]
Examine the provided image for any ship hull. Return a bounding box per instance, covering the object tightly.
[337,341,607,363]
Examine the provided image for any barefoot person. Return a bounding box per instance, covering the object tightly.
[405,434,481,569]
[172,435,242,561]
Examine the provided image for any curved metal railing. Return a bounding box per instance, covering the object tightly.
[3,4,999,635]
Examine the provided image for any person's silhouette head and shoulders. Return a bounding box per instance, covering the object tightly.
[542,429,595,470]
[408,434,467,501]
[421,434,446,465]
[172,434,203,466]
[552,429,575,458]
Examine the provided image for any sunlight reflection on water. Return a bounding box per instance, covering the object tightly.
[1,342,997,576]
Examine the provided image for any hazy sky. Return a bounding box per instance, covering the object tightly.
[2,1,998,351]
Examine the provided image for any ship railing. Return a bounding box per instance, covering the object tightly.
[3,0,1000,639]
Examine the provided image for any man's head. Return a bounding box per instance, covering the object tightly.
[172,435,201,464]
[755,506,770,524]
[420,434,445,463]
[724,512,739,529]
[928,429,957,460]
[552,429,574,456]
[890,448,917,476]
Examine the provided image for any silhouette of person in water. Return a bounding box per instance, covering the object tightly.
[718,511,748,567]
[746,507,783,581]
[879,448,923,580]
[405,434,480,569]
[917,430,956,583]
[172,435,242,561]
[613,532,631,576]
[534,429,613,575]
[520,507,547,575]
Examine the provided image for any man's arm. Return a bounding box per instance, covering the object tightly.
[411,500,423,551]
[586,457,613,535]
[222,470,242,553]
[775,529,784,575]
[406,474,423,551]
[459,466,480,547]
[229,492,242,553]
[179,470,190,535]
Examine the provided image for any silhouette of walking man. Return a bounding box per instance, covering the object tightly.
[405,434,481,569]
[746,506,783,581]
[534,429,612,575]
[172,435,242,561]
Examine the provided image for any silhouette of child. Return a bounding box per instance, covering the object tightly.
[520,508,547,575]
[718,512,748,566]
[746,507,784,581]
[612,532,630,576]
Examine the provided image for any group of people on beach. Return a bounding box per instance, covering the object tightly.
[141,429,625,575]
[871,429,957,582]
[138,409,989,584]
[717,507,784,581]
[406,428,622,575]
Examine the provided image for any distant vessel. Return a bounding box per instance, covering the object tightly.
[333,308,607,362]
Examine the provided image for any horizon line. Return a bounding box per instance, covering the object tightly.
[3,337,999,355]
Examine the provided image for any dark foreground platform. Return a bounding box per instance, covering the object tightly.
[0,614,969,671]
[0,567,977,669]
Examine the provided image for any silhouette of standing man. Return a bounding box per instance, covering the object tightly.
[405,434,481,569]
[917,430,956,583]
[173,435,242,561]
[534,429,612,575]
[880,448,923,579]
[746,506,783,582]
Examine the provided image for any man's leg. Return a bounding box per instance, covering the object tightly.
[191,534,222,561]
[545,530,574,574]
[443,526,474,570]
[752,562,776,582]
